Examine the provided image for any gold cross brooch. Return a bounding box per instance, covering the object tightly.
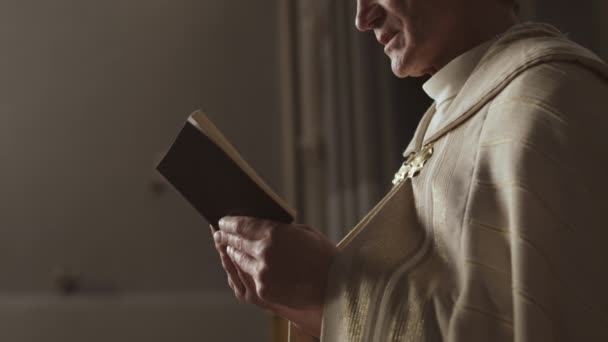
[392,143,435,186]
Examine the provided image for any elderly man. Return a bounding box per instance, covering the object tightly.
[212,0,608,340]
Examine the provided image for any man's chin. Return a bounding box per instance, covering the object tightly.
[391,60,419,78]
[391,59,429,78]
[390,59,409,78]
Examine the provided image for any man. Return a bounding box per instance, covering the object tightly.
[212,0,608,340]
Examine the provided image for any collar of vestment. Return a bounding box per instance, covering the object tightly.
[404,22,608,157]
[422,40,493,110]
[421,39,493,142]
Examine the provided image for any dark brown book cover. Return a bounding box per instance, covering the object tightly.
[156,110,296,229]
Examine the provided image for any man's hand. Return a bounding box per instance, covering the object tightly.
[210,216,337,337]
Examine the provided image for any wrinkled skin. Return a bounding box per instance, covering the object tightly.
[355,0,517,77]
[212,217,336,337]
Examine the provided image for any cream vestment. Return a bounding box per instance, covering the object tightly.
[290,23,608,342]
[422,39,493,141]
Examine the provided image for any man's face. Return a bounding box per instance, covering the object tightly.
[356,0,462,77]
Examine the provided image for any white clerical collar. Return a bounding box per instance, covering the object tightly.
[422,40,493,109]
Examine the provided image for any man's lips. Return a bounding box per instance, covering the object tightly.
[378,31,397,46]
[382,32,398,53]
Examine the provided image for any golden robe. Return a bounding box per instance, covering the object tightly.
[290,23,608,341]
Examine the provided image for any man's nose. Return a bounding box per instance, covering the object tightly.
[355,1,382,32]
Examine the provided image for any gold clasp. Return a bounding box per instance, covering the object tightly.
[392,143,434,185]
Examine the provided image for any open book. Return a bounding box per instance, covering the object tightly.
[156,110,296,229]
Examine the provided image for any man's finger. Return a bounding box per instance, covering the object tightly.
[223,256,246,296]
[218,216,270,239]
[226,245,259,276]
[210,225,219,247]
[234,260,262,305]
[219,247,246,295]
[214,231,259,256]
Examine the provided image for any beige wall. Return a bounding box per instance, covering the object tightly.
[0,0,283,340]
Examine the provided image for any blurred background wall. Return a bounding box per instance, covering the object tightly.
[0,0,605,341]
[0,0,284,340]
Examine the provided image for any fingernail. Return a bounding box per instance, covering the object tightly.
[227,246,234,255]
[214,231,221,243]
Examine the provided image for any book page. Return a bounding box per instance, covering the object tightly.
[187,111,297,219]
